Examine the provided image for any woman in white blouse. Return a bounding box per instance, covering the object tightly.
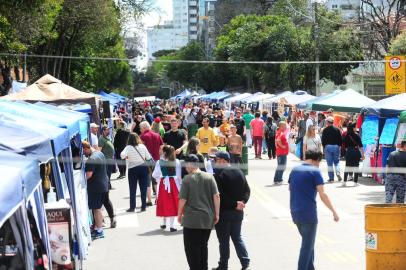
[303,125,322,159]
[121,132,152,212]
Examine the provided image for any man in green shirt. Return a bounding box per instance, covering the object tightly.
[242,109,255,147]
[178,154,220,270]
[98,125,116,228]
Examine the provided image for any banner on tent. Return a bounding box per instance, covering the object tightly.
[385,55,406,95]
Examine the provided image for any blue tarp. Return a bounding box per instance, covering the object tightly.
[0,119,54,162]
[361,115,379,146]
[0,113,70,156]
[0,101,81,138]
[362,93,406,118]
[59,103,92,114]
[213,92,232,102]
[380,118,399,145]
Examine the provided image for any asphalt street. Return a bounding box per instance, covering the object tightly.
[83,151,385,270]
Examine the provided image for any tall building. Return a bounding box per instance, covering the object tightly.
[324,0,360,21]
[147,0,201,60]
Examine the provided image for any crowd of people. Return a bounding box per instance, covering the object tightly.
[83,98,406,270]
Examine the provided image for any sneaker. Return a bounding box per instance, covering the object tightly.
[160,225,166,229]
[241,267,251,270]
[91,230,105,240]
[337,175,342,181]
[170,228,177,232]
[146,202,153,207]
[328,179,334,183]
[126,208,135,213]
[140,208,146,212]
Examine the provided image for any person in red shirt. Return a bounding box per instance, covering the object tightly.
[250,112,265,159]
[140,121,163,204]
[274,121,289,184]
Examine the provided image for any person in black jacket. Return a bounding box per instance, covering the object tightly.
[342,123,364,186]
[213,151,251,270]
[321,117,343,182]
[113,124,130,179]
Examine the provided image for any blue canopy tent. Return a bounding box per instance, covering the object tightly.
[99,90,121,105]
[35,102,90,141]
[0,153,37,270]
[201,91,218,101]
[58,103,92,114]
[0,101,90,261]
[212,92,232,102]
[0,151,52,267]
[109,92,127,101]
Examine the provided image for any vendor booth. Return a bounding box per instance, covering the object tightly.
[361,93,406,183]
[245,93,275,111]
[262,91,293,114]
[311,89,375,113]
[0,101,91,269]
[223,93,252,109]
[0,151,51,270]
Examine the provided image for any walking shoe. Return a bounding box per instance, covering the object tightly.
[337,175,342,181]
[241,267,251,270]
[140,208,146,212]
[146,202,153,207]
[91,230,105,240]
[160,225,166,229]
[170,228,177,232]
[328,179,334,183]
[110,218,117,229]
[126,208,135,213]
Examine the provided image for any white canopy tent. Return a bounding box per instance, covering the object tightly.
[262,91,293,112]
[246,93,275,110]
[223,93,252,108]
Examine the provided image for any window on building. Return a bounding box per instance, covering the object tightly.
[332,4,338,9]
[340,4,353,10]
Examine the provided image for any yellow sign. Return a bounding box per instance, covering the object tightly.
[385,55,406,95]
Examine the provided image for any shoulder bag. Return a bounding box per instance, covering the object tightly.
[133,146,155,174]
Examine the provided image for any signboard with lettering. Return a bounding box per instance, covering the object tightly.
[46,206,73,269]
[385,56,406,95]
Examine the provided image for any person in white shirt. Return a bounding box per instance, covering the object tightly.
[90,123,100,150]
[121,132,152,212]
[306,111,317,133]
[303,125,322,159]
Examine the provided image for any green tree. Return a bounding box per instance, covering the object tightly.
[389,31,406,55]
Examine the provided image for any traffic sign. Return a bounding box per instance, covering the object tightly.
[385,55,406,95]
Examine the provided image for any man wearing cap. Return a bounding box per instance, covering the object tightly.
[322,116,343,182]
[213,151,251,270]
[98,125,116,228]
[227,124,243,166]
[178,154,220,270]
[90,123,100,150]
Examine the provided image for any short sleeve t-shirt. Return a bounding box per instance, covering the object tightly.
[233,118,246,137]
[250,118,265,137]
[242,113,255,129]
[179,172,219,229]
[85,151,109,193]
[163,130,187,157]
[387,151,406,175]
[196,127,218,154]
[98,136,115,159]
[303,135,321,152]
[276,130,289,156]
[289,163,324,224]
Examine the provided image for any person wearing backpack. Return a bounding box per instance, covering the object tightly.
[263,116,277,160]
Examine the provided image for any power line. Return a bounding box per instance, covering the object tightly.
[0,53,403,65]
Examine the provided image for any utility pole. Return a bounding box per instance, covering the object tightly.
[314,1,320,96]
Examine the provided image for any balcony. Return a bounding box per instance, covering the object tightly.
[189,34,198,40]
[190,17,198,23]
[189,1,197,6]
[189,25,198,31]
[189,9,197,15]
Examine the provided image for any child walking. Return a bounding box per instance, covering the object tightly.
[152,145,182,232]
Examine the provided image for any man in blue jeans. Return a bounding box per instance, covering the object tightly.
[321,117,343,182]
[289,150,339,270]
[213,151,251,270]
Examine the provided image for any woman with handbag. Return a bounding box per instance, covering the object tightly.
[342,123,364,186]
[121,132,152,212]
[152,145,182,232]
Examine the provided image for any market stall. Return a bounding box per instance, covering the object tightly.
[262,91,293,113]
[223,93,252,109]
[0,151,50,270]
[246,93,275,111]
[311,89,375,113]
[0,101,91,267]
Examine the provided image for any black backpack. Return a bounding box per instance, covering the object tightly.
[265,123,276,139]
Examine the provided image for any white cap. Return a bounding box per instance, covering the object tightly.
[90,123,99,128]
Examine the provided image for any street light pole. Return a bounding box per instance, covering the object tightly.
[314,1,320,96]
